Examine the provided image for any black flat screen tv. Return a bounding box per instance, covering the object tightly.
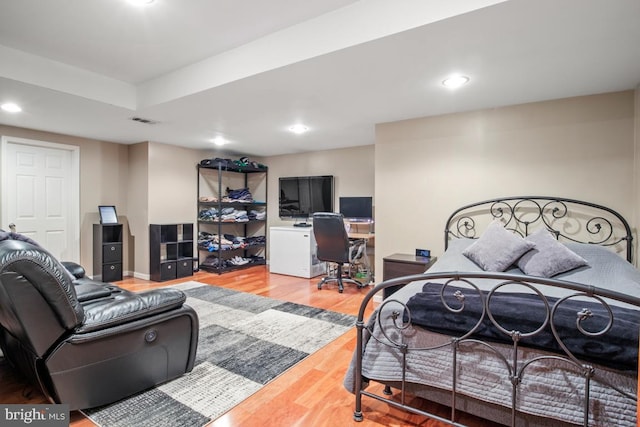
[339,196,373,221]
[279,175,334,219]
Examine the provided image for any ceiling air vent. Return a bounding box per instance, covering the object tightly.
[130,116,159,125]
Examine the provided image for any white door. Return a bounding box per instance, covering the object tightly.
[1,136,80,262]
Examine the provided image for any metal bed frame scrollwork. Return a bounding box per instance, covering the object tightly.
[444,196,633,261]
[352,196,639,427]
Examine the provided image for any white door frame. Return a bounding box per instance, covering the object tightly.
[0,136,81,262]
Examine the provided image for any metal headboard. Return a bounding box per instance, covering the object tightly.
[444,196,633,263]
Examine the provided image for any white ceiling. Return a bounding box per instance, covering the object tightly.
[0,0,639,157]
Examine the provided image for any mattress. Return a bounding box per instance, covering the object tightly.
[344,239,639,426]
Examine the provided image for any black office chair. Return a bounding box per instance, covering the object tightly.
[312,212,365,293]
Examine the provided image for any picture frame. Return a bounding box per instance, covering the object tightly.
[98,205,118,224]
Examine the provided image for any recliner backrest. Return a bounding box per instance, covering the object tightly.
[0,240,84,357]
[313,212,351,264]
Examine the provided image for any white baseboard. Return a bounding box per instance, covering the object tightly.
[132,271,150,280]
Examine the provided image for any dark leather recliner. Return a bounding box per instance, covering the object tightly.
[0,239,199,410]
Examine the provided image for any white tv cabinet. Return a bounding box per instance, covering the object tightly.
[269,226,326,278]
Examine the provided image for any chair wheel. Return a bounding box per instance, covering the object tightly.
[318,284,322,290]
[339,289,344,293]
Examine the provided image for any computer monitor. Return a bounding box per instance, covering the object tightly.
[339,197,373,221]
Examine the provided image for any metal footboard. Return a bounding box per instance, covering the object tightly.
[352,272,640,427]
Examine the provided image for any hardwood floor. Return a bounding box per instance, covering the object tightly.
[0,266,497,427]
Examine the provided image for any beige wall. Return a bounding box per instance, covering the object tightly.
[264,145,375,276]
[128,145,374,278]
[375,90,636,276]
[134,142,204,278]
[3,89,637,282]
[0,125,131,274]
[0,128,210,278]
[265,145,375,227]
[127,142,149,277]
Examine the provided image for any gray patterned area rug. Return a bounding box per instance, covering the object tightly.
[82,281,355,427]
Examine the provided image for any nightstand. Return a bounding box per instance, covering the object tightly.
[382,253,438,298]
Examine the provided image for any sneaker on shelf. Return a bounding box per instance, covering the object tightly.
[227,256,246,266]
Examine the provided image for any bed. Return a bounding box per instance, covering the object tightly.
[344,196,640,426]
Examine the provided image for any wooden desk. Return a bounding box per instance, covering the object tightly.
[346,219,374,242]
[345,220,374,226]
[345,221,373,236]
[348,232,374,241]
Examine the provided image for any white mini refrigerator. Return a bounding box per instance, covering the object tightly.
[269,226,326,278]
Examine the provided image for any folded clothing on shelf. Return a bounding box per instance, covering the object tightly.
[249,209,266,220]
[198,196,218,202]
[225,187,253,202]
[198,232,265,251]
[199,207,264,223]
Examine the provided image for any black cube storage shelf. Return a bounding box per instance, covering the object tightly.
[150,223,195,282]
[93,223,123,282]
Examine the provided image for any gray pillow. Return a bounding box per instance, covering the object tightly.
[462,220,535,272]
[517,228,588,277]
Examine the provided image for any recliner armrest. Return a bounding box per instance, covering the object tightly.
[73,279,114,302]
[78,288,188,333]
[62,261,85,279]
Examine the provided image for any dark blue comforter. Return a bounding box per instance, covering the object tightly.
[405,283,639,371]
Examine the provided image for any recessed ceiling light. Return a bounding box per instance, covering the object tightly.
[210,136,229,146]
[1,102,22,113]
[442,75,470,89]
[289,124,309,134]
